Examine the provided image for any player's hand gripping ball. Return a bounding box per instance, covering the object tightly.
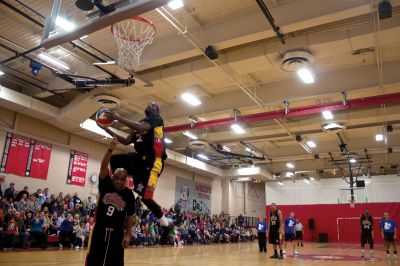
[96,108,115,127]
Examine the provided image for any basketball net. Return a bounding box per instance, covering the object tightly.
[111,16,156,71]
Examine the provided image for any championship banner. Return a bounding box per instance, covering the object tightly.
[26,140,52,180]
[66,150,88,186]
[0,133,31,176]
[175,176,212,214]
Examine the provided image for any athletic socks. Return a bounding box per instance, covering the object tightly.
[361,249,365,258]
[158,215,169,227]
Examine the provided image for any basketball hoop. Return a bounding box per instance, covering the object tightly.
[111,16,156,71]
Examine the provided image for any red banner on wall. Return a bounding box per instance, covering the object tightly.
[1,133,31,176]
[26,140,52,180]
[66,150,88,187]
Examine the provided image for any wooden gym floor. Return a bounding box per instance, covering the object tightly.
[0,242,396,266]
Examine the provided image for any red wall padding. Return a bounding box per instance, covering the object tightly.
[266,202,400,243]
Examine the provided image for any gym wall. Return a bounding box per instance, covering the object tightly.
[0,106,222,214]
[265,176,400,243]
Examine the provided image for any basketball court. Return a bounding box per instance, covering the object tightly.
[0,0,399,265]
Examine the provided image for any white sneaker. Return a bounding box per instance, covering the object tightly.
[70,244,74,249]
[386,253,391,259]
[393,254,397,260]
[59,244,63,249]
[294,250,299,256]
[370,250,374,259]
[361,249,365,258]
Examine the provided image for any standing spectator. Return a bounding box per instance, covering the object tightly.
[295,219,304,247]
[59,214,74,249]
[256,217,267,253]
[87,196,95,216]
[75,222,85,250]
[380,212,397,259]
[3,217,18,250]
[84,217,94,239]
[4,183,15,201]
[15,211,28,249]
[238,214,245,227]
[283,211,298,257]
[360,208,374,258]
[30,213,47,249]
[16,186,29,201]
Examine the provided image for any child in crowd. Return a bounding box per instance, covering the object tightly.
[75,222,85,250]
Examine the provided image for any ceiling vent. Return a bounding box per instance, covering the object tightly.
[93,94,121,109]
[280,51,314,72]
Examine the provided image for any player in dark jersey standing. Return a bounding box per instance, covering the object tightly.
[100,102,172,243]
[360,208,374,258]
[86,137,135,266]
[268,203,284,259]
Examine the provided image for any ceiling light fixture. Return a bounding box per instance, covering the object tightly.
[238,177,251,182]
[164,138,173,144]
[56,17,76,31]
[168,0,184,10]
[278,181,284,186]
[297,68,315,84]
[309,177,315,181]
[322,110,333,120]
[38,53,70,70]
[286,163,295,169]
[306,140,316,148]
[182,131,198,140]
[0,70,4,76]
[231,123,245,134]
[80,35,88,39]
[375,134,384,141]
[323,122,345,131]
[350,158,356,163]
[222,145,231,152]
[303,178,310,184]
[197,154,209,160]
[80,119,111,138]
[181,92,201,106]
[245,147,252,153]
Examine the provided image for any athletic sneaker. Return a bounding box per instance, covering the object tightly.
[270,254,278,259]
[361,249,365,258]
[393,254,397,259]
[386,253,391,259]
[70,244,74,249]
[301,243,304,247]
[370,250,374,258]
[282,250,286,258]
[59,243,63,249]
[278,254,284,259]
[294,250,299,256]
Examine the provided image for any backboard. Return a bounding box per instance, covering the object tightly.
[41,0,170,49]
[338,187,367,206]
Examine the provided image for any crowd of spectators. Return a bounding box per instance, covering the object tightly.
[0,182,255,251]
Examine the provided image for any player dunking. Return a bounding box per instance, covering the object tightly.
[268,203,284,259]
[360,208,374,258]
[100,102,173,243]
[86,138,135,266]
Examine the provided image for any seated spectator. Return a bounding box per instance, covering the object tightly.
[56,192,63,205]
[25,194,36,213]
[43,188,50,200]
[30,213,47,249]
[4,183,15,201]
[15,197,27,212]
[48,212,58,235]
[59,214,74,249]
[71,204,82,218]
[16,186,29,202]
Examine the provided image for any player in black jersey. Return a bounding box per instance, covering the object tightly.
[360,208,374,258]
[100,102,173,243]
[86,138,135,266]
[268,203,284,259]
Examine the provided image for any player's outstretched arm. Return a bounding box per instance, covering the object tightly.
[99,137,118,180]
[122,215,134,248]
[98,125,132,145]
[105,111,151,134]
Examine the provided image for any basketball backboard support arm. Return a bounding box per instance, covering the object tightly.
[41,0,170,49]
[42,0,62,42]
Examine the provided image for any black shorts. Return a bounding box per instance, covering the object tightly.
[285,233,295,241]
[268,229,281,245]
[296,231,303,240]
[384,232,395,242]
[361,231,373,244]
[110,153,164,199]
[86,225,124,266]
